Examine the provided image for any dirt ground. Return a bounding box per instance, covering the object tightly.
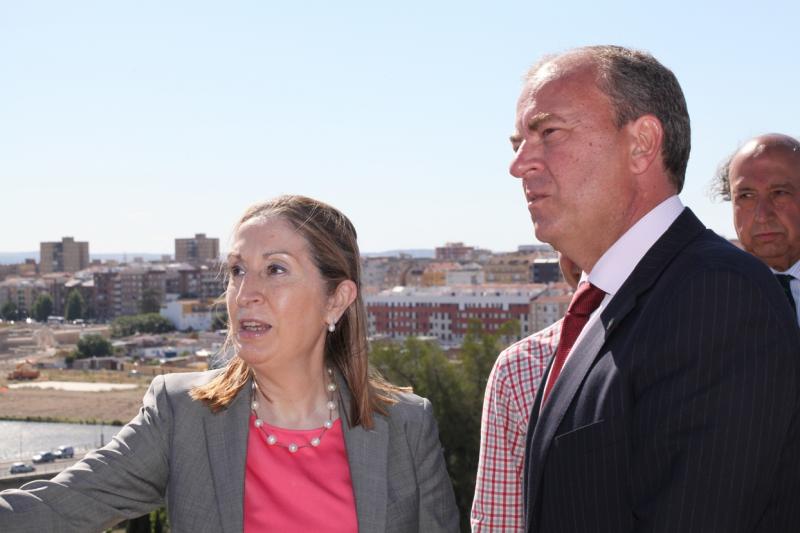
[0,365,204,424]
[0,386,148,424]
[0,369,173,424]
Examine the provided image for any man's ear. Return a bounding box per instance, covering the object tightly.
[627,114,664,175]
[326,280,357,325]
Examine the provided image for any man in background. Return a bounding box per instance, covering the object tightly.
[471,255,579,532]
[714,133,800,324]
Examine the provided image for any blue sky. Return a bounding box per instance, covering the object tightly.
[2,1,798,254]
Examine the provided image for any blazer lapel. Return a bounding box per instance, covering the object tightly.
[525,208,707,530]
[337,372,389,533]
[602,208,705,325]
[203,379,251,533]
[525,317,608,527]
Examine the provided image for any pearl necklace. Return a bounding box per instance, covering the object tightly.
[250,367,337,453]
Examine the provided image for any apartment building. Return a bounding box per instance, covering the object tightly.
[361,256,425,289]
[365,284,546,347]
[175,234,220,264]
[529,283,573,332]
[434,242,475,262]
[531,257,565,284]
[483,252,539,283]
[445,263,485,285]
[92,267,167,319]
[39,272,75,315]
[40,237,89,274]
[163,263,225,301]
[0,277,47,316]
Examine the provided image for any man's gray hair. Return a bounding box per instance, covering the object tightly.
[712,150,736,201]
[529,45,691,192]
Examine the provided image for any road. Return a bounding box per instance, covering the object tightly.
[0,450,89,482]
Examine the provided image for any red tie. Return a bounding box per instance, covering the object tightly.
[541,282,606,406]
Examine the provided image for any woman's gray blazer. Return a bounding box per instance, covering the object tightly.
[0,369,460,532]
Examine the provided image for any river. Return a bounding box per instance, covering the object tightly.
[0,420,116,461]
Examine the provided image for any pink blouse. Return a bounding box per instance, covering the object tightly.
[243,414,358,533]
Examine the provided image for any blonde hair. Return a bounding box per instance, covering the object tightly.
[190,195,405,428]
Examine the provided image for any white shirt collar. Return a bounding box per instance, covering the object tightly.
[586,195,684,296]
[772,258,800,280]
[771,259,800,326]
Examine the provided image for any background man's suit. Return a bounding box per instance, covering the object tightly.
[524,209,800,532]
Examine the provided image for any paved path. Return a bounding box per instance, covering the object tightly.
[7,381,138,392]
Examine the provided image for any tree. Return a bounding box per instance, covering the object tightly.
[1,301,18,321]
[31,293,54,322]
[139,288,163,314]
[74,334,113,359]
[111,313,176,337]
[64,289,85,321]
[370,321,514,530]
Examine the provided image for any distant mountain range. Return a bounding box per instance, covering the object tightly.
[0,249,435,265]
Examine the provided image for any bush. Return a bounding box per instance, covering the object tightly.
[73,334,113,359]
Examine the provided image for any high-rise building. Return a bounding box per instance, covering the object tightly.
[175,234,220,264]
[39,237,89,274]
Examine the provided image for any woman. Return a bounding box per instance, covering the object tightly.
[0,195,459,533]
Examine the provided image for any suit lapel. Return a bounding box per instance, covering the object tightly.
[601,208,705,325]
[525,208,706,530]
[203,379,250,533]
[337,372,389,533]
[525,317,608,527]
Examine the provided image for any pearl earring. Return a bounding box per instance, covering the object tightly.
[328,322,335,333]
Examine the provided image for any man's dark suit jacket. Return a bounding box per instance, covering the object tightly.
[524,209,800,533]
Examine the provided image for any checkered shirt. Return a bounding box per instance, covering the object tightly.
[471,319,562,532]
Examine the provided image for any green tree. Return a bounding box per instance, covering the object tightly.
[1,301,18,321]
[31,293,54,322]
[150,507,168,532]
[370,321,514,530]
[64,289,85,321]
[460,319,519,398]
[111,313,175,337]
[139,288,163,314]
[74,334,113,359]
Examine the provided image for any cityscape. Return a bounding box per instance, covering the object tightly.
[1,229,749,364]
[0,234,578,364]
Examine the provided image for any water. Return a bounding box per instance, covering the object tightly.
[0,420,115,461]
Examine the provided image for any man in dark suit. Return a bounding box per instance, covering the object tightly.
[713,133,800,325]
[509,45,800,532]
